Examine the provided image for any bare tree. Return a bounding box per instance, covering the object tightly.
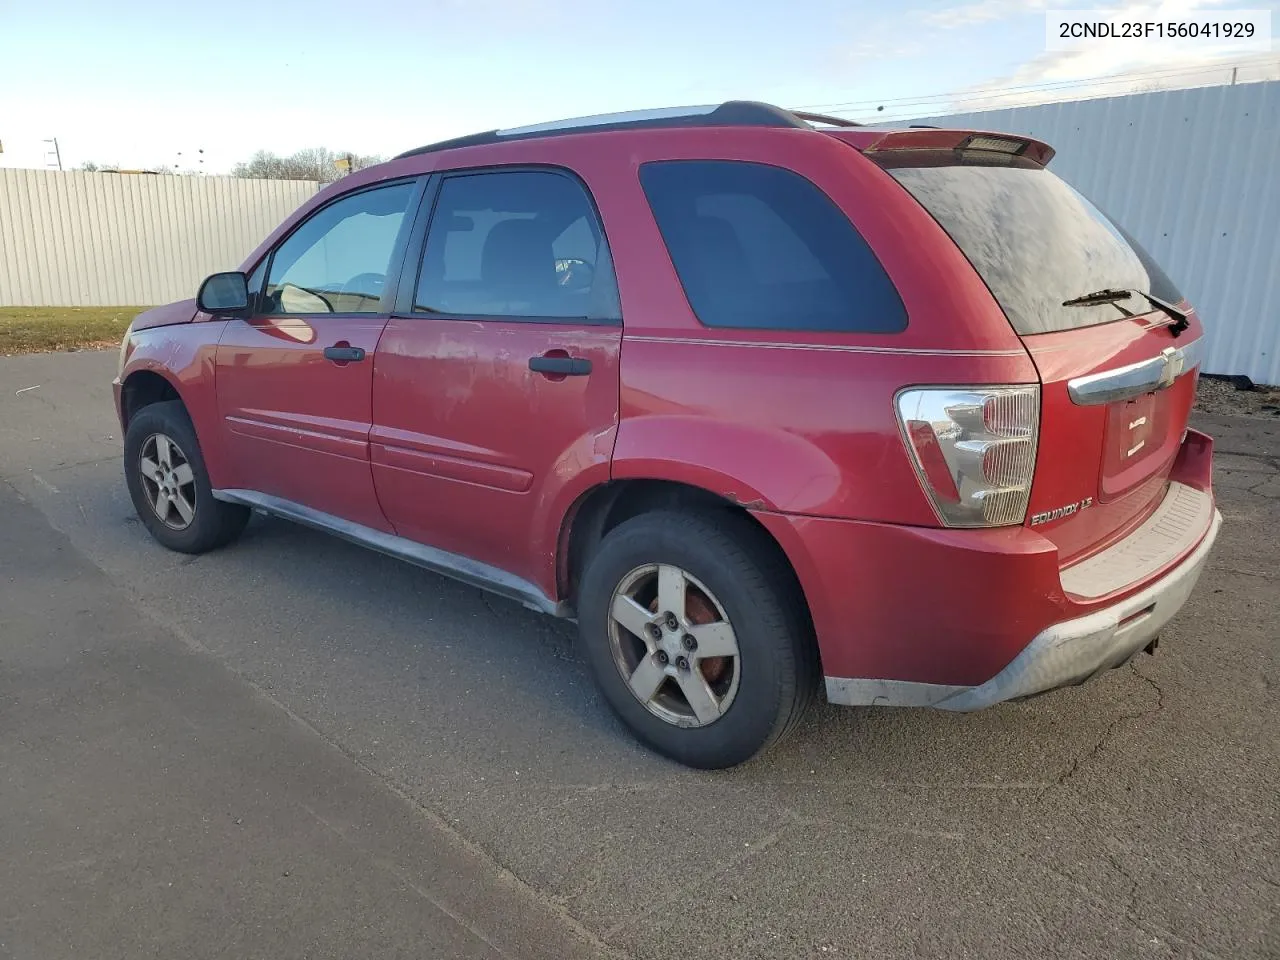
[231,147,383,183]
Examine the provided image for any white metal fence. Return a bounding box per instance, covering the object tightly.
[0,169,317,308]
[904,81,1280,384]
[3,85,1277,381]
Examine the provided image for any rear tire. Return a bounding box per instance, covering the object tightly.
[577,509,818,769]
[124,400,249,554]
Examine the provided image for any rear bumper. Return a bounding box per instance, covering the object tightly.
[748,428,1220,708]
[824,506,1221,709]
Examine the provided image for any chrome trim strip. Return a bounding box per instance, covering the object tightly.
[212,488,570,617]
[626,335,1026,357]
[1067,337,1202,405]
[825,508,1220,711]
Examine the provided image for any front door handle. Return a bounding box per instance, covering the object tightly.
[529,355,591,376]
[324,344,366,363]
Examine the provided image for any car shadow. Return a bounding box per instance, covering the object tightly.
[205,513,1107,787]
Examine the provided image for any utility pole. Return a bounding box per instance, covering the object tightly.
[1230,66,1238,85]
[44,138,63,171]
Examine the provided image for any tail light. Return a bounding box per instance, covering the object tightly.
[895,386,1040,527]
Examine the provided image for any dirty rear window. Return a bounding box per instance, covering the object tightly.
[883,160,1183,335]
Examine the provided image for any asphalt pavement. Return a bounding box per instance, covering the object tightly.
[1,349,1276,959]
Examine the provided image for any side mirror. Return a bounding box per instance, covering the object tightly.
[197,271,250,316]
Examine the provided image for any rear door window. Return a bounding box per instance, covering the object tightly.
[414,169,620,321]
[640,160,907,333]
[883,160,1183,335]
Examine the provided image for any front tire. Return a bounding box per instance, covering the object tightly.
[577,509,818,769]
[124,400,249,554]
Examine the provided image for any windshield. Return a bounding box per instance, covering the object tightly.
[883,159,1183,335]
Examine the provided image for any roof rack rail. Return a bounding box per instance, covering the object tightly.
[790,110,862,128]
[394,101,863,159]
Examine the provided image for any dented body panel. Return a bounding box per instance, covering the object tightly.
[372,316,620,597]
[114,319,231,486]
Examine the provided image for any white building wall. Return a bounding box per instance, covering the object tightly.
[3,87,1277,381]
[0,169,317,308]
[904,81,1279,383]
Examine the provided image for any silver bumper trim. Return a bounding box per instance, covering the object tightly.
[825,507,1221,711]
[1060,481,1214,599]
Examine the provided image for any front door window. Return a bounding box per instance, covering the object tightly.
[264,182,416,315]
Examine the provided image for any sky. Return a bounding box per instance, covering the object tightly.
[0,0,1275,174]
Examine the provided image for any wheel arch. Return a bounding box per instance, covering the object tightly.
[117,323,232,488]
[119,369,185,432]
[559,478,817,647]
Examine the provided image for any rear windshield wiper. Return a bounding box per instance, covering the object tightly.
[1062,288,1190,336]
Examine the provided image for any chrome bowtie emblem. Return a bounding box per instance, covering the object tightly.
[1156,346,1183,390]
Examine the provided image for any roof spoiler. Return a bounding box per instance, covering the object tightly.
[859,129,1055,166]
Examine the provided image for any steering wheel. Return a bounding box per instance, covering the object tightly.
[277,283,335,314]
[340,272,387,300]
[555,259,595,292]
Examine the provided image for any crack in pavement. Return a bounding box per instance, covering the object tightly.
[1057,661,1165,787]
[1217,566,1280,582]
[1214,449,1280,469]
[1039,860,1227,960]
[1215,473,1280,500]
[1104,848,1140,917]
[1130,661,1166,712]
[601,818,797,941]
[753,778,1052,791]
[43,453,122,473]
[1044,665,1205,951]
[298,801,522,960]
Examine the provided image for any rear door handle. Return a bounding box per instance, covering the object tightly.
[529,355,591,376]
[324,345,366,363]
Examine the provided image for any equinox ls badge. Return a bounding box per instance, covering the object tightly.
[1030,498,1094,526]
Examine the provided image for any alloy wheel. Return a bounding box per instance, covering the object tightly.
[138,433,197,531]
[607,563,741,728]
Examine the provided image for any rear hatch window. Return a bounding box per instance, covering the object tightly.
[875,149,1203,570]
[882,158,1182,335]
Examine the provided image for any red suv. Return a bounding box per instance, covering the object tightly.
[114,102,1220,768]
